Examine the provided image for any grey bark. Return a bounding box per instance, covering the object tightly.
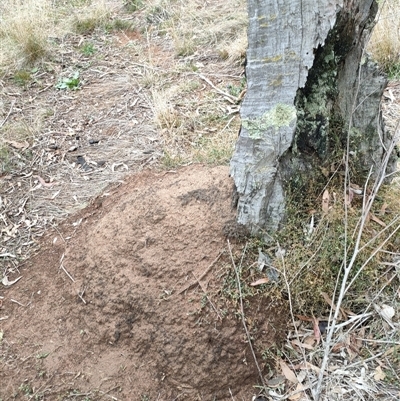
[230,0,395,234]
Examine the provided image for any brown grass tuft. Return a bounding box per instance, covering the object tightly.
[0,0,55,66]
[369,0,400,77]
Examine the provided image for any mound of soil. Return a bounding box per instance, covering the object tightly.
[1,165,286,400]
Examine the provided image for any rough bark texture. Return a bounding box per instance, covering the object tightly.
[230,0,395,234]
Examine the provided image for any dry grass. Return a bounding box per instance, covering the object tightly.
[0,0,56,67]
[369,0,400,77]
[143,0,247,59]
[69,0,114,35]
[0,0,122,68]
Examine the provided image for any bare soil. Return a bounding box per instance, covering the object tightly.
[1,165,287,400]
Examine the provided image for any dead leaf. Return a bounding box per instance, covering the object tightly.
[291,339,314,350]
[383,344,400,357]
[349,183,363,194]
[346,188,354,205]
[321,291,351,319]
[296,315,313,322]
[321,292,335,309]
[33,175,58,188]
[312,316,321,344]
[289,383,306,401]
[369,213,386,227]
[349,332,362,354]
[279,360,298,384]
[4,139,29,149]
[266,375,285,388]
[331,342,346,353]
[378,304,395,323]
[374,366,386,381]
[380,202,388,216]
[250,277,269,286]
[304,336,316,346]
[322,190,330,213]
[294,361,321,374]
[2,276,22,286]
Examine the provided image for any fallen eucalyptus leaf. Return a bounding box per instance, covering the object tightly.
[279,359,298,384]
[5,139,29,149]
[2,276,22,286]
[322,189,330,213]
[374,366,386,381]
[250,277,269,286]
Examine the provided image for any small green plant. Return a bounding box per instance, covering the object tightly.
[226,77,246,97]
[19,383,33,396]
[161,151,185,169]
[80,42,95,56]
[125,0,144,12]
[73,17,99,35]
[105,19,135,32]
[14,70,31,86]
[0,146,11,173]
[174,35,196,57]
[13,67,38,86]
[387,63,400,80]
[36,351,50,359]
[56,71,80,90]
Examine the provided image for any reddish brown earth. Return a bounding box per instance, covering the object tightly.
[0,165,287,401]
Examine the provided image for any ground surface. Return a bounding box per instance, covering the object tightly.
[2,2,400,401]
[1,165,287,400]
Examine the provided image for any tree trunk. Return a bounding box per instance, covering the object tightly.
[230,0,395,234]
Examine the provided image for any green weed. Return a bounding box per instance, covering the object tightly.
[56,71,80,90]
[125,0,144,13]
[73,17,100,35]
[14,69,32,86]
[105,19,135,32]
[80,42,96,56]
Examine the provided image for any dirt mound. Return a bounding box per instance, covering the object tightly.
[1,165,285,400]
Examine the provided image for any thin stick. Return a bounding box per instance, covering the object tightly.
[78,287,87,304]
[59,253,75,282]
[0,100,15,128]
[192,271,222,320]
[0,253,16,258]
[60,264,75,282]
[278,242,308,364]
[178,251,224,294]
[197,74,238,104]
[11,299,31,307]
[227,240,266,388]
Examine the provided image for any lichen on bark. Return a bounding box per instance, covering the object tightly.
[242,104,296,139]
